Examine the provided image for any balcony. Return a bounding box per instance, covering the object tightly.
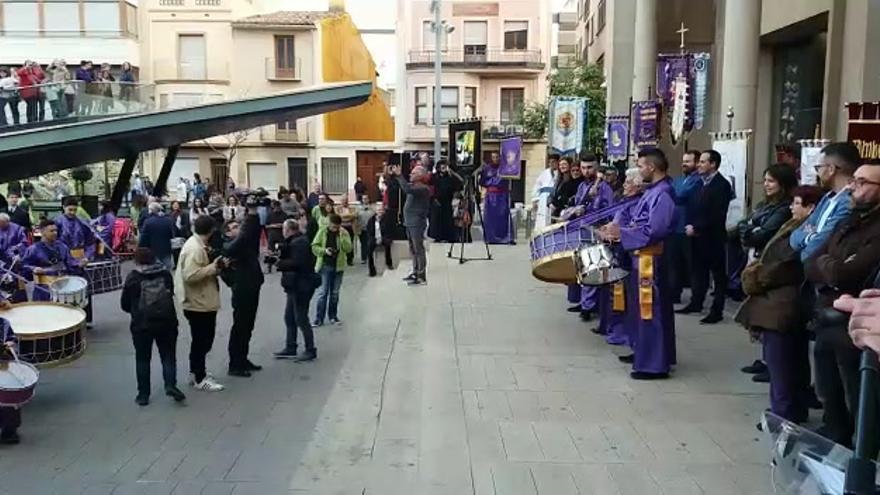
[406,48,544,71]
[1,81,155,134]
[482,120,543,141]
[265,57,303,82]
[157,0,222,6]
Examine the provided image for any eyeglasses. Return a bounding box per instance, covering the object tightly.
[852,177,880,188]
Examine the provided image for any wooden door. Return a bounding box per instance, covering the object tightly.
[356,151,391,203]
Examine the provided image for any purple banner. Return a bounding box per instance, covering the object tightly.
[605,115,629,161]
[499,136,522,179]
[632,101,660,150]
[657,53,695,131]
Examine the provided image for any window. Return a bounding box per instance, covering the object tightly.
[504,21,528,50]
[463,21,487,59]
[274,35,296,79]
[422,20,448,50]
[247,162,278,192]
[464,87,477,118]
[500,88,524,125]
[2,2,39,32]
[415,87,429,125]
[276,119,298,140]
[178,34,207,80]
[125,4,138,37]
[83,2,120,34]
[43,3,80,34]
[597,0,606,33]
[439,86,459,123]
[321,157,349,194]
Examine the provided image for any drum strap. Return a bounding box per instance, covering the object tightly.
[612,282,625,312]
[635,243,663,320]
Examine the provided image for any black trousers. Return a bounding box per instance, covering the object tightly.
[0,406,21,432]
[184,310,216,383]
[668,233,692,302]
[285,290,315,352]
[228,285,261,369]
[343,226,355,265]
[131,327,178,396]
[814,324,862,446]
[690,237,727,314]
[24,98,38,123]
[359,231,370,262]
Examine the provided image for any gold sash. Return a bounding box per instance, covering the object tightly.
[70,248,85,259]
[97,243,105,256]
[35,274,59,286]
[635,243,663,320]
[612,282,625,312]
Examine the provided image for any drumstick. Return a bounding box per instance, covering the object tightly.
[0,263,51,297]
[82,219,117,258]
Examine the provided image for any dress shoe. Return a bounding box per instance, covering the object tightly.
[741,360,768,374]
[274,347,298,359]
[135,394,149,406]
[165,386,186,402]
[618,354,635,364]
[228,368,252,378]
[590,326,603,335]
[566,305,581,313]
[402,273,416,281]
[752,371,770,383]
[756,421,763,433]
[674,305,701,315]
[0,429,20,444]
[700,313,723,324]
[579,310,594,322]
[630,371,670,380]
[808,386,823,409]
[294,349,318,362]
[245,361,262,371]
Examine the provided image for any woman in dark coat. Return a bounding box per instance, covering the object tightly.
[735,185,823,426]
[428,159,462,242]
[549,156,579,222]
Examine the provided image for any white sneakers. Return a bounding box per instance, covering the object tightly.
[189,373,225,392]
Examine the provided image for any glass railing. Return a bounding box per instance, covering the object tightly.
[0,80,155,133]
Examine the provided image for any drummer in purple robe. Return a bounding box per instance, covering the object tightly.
[479,152,514,245]
[55,199,95,322]
[0,213,29,302]
[0,298,22,444]
[570,153,614,323]
[599,149,677,380]
[91,201,116,259]
[22,220,85,304]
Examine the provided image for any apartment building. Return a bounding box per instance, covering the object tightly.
[396,0,552,204]
[140,0,393,195]
[552,11,577,72]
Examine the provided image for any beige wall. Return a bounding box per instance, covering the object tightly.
[761,0,832,35]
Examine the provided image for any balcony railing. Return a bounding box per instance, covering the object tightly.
[407,48,543,67]
[1,80,155,133]
[158,0,222,6]
[152,59,230,83]
[482,120,543,140]
[264,57,303,81]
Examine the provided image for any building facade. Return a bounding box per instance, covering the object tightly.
[395,0,553,204]
[573,0,880,203]
[141,1,394,196]
[552,11,577,72]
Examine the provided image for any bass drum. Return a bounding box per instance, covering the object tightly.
[529,216,594,284]
[3,303,87,368]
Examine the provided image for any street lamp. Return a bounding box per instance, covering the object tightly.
[431,0,454,163]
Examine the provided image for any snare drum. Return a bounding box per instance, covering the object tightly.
[529,216,594,284]
[49,276,89,308]
[574,242,630,286]
[2,303,87,368]
[0,353,39,406]
[85,258,123,294]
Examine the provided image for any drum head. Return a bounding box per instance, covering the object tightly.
[532,254,578,284]
[1,303,87,336]
[0,361,39,390]
[50,276,88,293]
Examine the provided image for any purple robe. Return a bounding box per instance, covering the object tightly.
[22,241,81,301]
[575,179,615,312]
[479,164,513,244]
[618,178,677,374]
[92,212,116,257]
[55,214,96,260]
[601,197,641,347]
[0,223,29,302]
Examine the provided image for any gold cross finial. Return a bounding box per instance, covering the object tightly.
[676,21,689,51]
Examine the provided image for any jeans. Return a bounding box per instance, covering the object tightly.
[285,290,315,351]
[184,310,216,383]
[5,96,20,125]
[49,98,66,120]
[24,98,38,123]
[228,285,261,369]
[0,97,6,126]
[407,225,427,279]
[343,226,355,265]
[131,327,178,396]
[315,266,344,322]
[359,230,370,262]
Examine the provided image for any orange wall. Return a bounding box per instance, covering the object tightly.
[321,14,395,142]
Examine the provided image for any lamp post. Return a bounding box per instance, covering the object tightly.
[431,0,453,162]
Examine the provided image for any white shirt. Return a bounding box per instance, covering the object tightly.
[531,168,557,201]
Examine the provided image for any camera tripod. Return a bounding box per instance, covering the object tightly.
[448,175,493,264]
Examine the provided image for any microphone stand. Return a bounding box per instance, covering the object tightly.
[844,348,880,495]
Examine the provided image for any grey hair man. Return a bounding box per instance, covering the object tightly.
[139,201,175,271]
[273,215,318,361]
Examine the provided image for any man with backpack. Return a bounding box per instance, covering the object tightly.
[121,248,186,406]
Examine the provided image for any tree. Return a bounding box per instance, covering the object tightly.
[203,128,251,167]
[520,60,607,155]
[71,167,93,196]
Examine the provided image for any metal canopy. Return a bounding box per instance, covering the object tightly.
[0,81,373,183]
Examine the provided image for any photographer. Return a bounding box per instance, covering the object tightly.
[274,219,318,361]
[223,196,265,377]
[397,165,431,285]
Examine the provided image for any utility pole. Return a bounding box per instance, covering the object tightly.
[431,0,443,162]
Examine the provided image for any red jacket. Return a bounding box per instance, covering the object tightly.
[17,66,45,100]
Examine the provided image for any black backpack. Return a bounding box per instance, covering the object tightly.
[138,274,175,323]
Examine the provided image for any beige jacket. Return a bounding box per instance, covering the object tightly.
[175,234,220,312]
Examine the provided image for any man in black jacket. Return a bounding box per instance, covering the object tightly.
[5,193,30,232]
[223,197,265,377]
[677,149,734,324]
[274,219,318,361]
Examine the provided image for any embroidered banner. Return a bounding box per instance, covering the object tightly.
[631,100,661,151]
[692,53,710,129]
[499,136,523,179]
[548,96,587,155]
[605,115,629,161]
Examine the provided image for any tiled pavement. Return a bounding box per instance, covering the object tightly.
[0,243,779,494]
